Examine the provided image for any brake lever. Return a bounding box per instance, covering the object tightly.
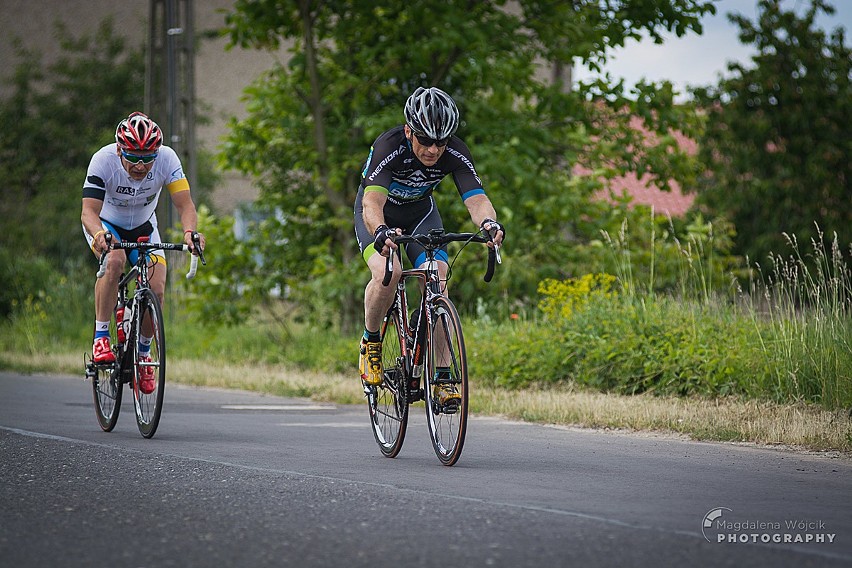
[382,248,396,287]
[480,225,503,265]
[191,232,207,266]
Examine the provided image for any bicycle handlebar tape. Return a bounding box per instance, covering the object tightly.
[186,254,199,280]
[484,247,496,283]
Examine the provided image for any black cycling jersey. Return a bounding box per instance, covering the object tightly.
[360,125,485,205]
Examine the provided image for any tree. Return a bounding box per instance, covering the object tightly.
[690,0,851,264]
[0,19,146,261]
[0,18,220,264]
[209,0,715,329]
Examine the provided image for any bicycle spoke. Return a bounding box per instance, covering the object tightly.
[89,312,123,432]
[366,310,409,457]
[131,290,166,438]
[424,297,469,466]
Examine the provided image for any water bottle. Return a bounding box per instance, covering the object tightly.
[115,304,126,344]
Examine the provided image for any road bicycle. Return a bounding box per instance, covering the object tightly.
[366,227,500,466]
[84,232,204,438]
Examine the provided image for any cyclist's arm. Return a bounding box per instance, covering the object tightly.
[362,187,400,255]
[362,186,389,235]
[171,185,206,252]
[448,139,503,245]
[82,197,109,255]
[463,193,504,246]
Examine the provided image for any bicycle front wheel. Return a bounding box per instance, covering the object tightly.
[91,360,123,432]
[91,310,123,432]
[367,308,409,457]
[131,288,166,438]
[424,296,468,466]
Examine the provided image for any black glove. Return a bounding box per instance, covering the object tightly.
[373,224,397,253]
[480,218,505,241]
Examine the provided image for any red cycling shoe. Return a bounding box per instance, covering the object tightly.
[92,337,116,364]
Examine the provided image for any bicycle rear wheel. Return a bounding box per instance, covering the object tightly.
[367,308,409,457]
[90,313,123,432]
[131,288,166,438]
[424,296,468,466]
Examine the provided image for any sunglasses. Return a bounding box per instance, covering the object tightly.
[121,150,158,164]
[411,130,449,148]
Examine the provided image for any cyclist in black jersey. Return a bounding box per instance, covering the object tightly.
[354,87,505,395]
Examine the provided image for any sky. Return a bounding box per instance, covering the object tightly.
[573,0,852,99]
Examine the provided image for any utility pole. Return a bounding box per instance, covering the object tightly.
[146,0,196,310]
[146,0,196,231]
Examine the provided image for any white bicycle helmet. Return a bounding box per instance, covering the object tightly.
[404,87,459,140]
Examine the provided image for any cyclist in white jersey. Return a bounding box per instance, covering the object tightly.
[81,112,206,370]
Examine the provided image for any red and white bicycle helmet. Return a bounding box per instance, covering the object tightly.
[404,87,459,140]
[115,112,163,152]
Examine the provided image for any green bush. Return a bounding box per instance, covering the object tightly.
[469,294,763,397]
[0,246,54,319]
[0,250,92,353]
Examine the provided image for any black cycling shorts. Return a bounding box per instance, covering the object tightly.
[353,186,449,267]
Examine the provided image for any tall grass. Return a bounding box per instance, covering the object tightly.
[744,228,852,407]
[510,219,852,408]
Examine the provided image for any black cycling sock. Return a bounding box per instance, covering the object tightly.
[363,329,381,343]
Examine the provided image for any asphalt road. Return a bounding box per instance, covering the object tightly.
[1,372,850,568]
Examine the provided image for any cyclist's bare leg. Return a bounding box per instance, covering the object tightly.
[94,250,125,322]
[364,251,401,333]
[432,260,453,368]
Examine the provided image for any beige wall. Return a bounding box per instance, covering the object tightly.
[0,0,288,212]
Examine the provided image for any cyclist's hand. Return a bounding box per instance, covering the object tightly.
[184,230,206,255]
[373,224,400,257]
[92,230,112,256]
[480,218,505,248]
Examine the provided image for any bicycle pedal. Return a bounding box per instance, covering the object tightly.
[84,353,94,379]
[408,388,424,403]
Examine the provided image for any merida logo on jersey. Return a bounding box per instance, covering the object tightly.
[116,186,135,196]
[445,146,482,185]
[367,144,406,182]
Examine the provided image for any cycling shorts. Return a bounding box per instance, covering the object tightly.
[354,186,449,268]
[82,219,166,266]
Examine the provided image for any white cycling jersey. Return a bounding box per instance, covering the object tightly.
[82,143,189,231]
